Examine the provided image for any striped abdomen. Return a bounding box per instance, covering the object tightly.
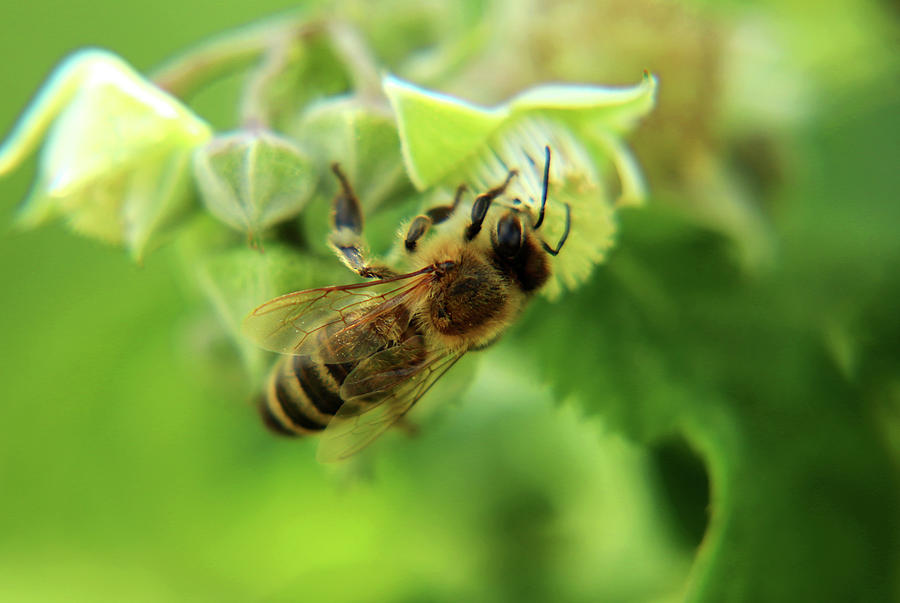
[260,321,427,436]
[260,355,355,435]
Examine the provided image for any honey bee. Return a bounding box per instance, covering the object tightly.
[243,146,570,462]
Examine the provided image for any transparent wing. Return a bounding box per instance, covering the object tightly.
[316,346,466,463]
[242,266,435,363]
[339,335,430,399]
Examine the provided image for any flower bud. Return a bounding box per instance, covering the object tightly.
[288,97,406,210]
[192,130,315,238]
[0,49,213,259]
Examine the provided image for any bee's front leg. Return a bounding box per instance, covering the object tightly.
[328,163,395,279]
[465,169,517,241]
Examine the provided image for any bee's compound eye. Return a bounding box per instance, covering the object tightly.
[496,213,523,258]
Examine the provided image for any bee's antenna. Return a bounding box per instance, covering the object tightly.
[533,145,551,230]
[540,203,571,256]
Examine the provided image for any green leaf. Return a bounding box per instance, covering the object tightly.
[193,130,316,238]
[509,199,900,601]
[194,243,327,380]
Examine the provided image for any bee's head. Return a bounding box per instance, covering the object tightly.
[466,146,570,262]
[494,211,525,260]
[488,209,551,294]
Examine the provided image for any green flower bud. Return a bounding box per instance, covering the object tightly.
[192,130,315,239]
[288,97,407,211]
[0,48,213,260]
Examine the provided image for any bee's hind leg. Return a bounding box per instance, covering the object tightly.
[393,416,420,438]
[403,183,468,252]
[329,163,395,279]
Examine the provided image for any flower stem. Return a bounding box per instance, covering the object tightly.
[149,11,316,98]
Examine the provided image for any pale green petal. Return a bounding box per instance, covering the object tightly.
[589,127,648,208]
[1,48,212,258]
[0,49,114,175]
[123,148,197,260]
[383,74,507,189]
[508,71,658,132]
[385,72,656,192]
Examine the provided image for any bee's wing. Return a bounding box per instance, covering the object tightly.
[316,344,465,463]
[243,267,434,363]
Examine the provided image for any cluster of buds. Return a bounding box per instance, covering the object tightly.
[0,14,656,365]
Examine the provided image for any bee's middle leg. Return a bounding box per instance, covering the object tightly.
[403,183,468,252]
[329,163,394,279]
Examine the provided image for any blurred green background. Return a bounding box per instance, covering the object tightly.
[1,1,898,602]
